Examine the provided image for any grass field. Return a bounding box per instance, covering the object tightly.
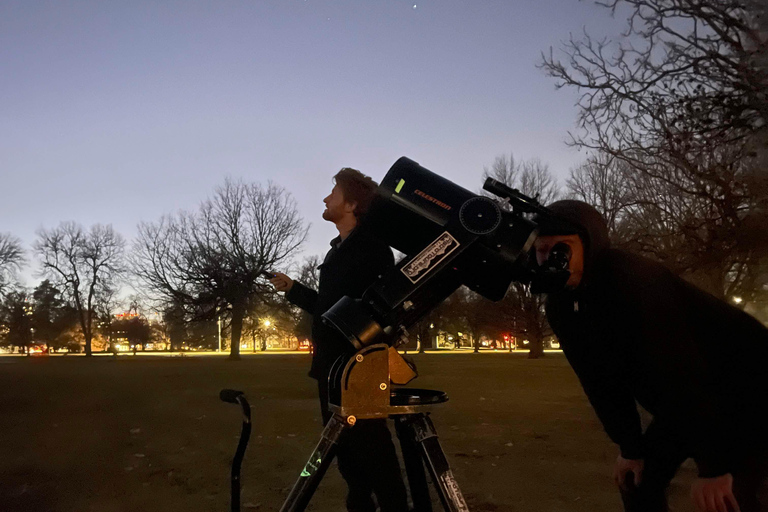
[0,353,697,512]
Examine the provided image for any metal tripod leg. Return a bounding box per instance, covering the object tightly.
[395,415,433,512]
[396,413,469,512]
[279,413,349,512]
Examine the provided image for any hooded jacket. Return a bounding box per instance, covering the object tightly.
[543,201,768,478]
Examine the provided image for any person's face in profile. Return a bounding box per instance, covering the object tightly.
[322,184,355,223]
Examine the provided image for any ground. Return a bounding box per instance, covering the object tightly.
[0,352,697,512]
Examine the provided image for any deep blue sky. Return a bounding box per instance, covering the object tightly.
[1,1,622,283]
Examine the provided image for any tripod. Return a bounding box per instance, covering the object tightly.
[220,344,469,511]
[279,343,469,512]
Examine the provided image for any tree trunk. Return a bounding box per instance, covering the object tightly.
[84,333,92,356]
[416,324,429,353]
[527,334,545,359]
[74,296,92,356]
[229,302,244,360]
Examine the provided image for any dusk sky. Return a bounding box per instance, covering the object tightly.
[1,1,623,284]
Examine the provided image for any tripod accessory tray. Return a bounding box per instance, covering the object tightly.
[389,387,448,415]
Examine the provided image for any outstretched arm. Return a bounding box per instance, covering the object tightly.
[270,272,319,314]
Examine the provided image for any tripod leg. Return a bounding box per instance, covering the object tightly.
[395,416,433,512]
[279,413,349,512]
[405,413,469,512]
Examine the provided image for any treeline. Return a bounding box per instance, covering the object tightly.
[1,0,766,359]
[0,179,310,359]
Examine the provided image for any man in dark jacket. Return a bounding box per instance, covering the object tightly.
[269,168,408,512]
[534,200,768,512]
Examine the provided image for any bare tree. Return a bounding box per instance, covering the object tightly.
[542,0,767,154]
[131,179,308,360]
[35,223,124,356]
[94,283,121,353]
[298,254,322,291]
[541,0,768,303]
[568,149,768,304]
[566,153,635,235]
[291,254,323,344]
[0,233,25,296]
[483,153,559,206]
[482,153,560,358]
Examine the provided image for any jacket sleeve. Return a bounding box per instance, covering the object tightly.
[285,281,319,314]
[559,321,645,460]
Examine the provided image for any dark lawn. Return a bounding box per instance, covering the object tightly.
[0,353,696,511]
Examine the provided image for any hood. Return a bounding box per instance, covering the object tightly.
[535,200,611,287]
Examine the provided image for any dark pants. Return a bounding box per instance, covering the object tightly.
[621,420,768,512]
[318,378,409,512]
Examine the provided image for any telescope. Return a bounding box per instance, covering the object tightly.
[323,156,567,355]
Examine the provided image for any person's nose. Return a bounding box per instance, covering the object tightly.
[536,247,550,266]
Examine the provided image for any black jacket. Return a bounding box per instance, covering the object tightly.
[546,217,768,479]
[286,229,394,379]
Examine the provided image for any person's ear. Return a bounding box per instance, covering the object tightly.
[345,201,357,214]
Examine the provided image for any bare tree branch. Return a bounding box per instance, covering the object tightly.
[541,0,768,302]
[0,233,25,296]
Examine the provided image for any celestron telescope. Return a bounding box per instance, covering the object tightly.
[221,157,576,512]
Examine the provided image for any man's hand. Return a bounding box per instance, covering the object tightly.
[269,272,294,293]
[614,455,644,491]
[691,474,740,512]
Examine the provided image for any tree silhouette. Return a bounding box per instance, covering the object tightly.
[35,223,125,356]
[132,179,308,359]
[0,233,24,296]
[542,0,768,303]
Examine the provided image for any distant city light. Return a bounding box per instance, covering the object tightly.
[733,297,743,304]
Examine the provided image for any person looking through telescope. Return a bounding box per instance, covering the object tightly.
[533,200,768,512]
[268,168,408,512]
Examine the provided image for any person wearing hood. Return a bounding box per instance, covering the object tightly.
[533,200,768,512]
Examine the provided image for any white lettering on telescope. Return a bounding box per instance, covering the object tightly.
[401,232,460,284]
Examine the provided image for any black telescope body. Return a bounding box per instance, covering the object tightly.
[322,157,542,355]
